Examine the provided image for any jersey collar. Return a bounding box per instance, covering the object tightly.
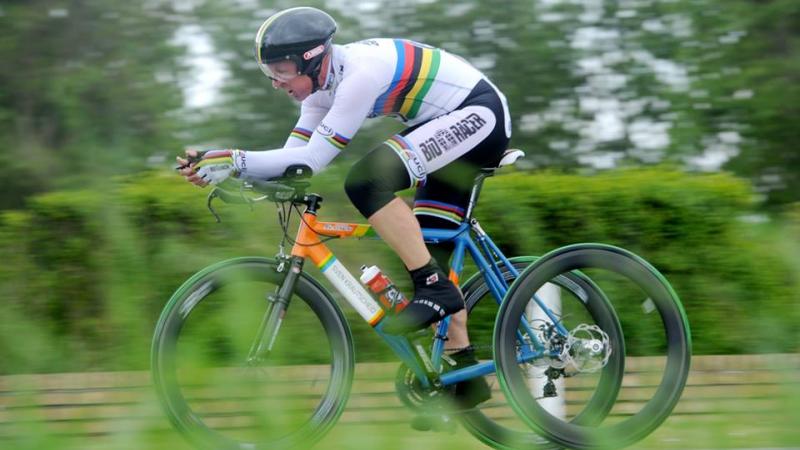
[320,45,342,91]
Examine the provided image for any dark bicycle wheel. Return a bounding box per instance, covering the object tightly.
[151,257,354,450]
[494,245,691,449]
[458,258,625,450]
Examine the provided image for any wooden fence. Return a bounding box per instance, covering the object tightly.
[0,354,798,439]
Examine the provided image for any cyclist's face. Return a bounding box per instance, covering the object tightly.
[268,61,312,101]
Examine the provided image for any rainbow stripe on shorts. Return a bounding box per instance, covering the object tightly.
[413,200,466,225]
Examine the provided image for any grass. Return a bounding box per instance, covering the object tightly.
[2,374,799,450]
[5,413,799,450]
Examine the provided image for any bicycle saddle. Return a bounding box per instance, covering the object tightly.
[477,148,525,178]
[496,148,525,168]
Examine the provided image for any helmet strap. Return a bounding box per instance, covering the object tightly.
[310,69,322,93]
[308,52,332,93]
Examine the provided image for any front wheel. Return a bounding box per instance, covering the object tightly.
[495,245,691,449]
[151,257,355,450]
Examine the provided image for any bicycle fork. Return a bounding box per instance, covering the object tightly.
[246,256,305,364]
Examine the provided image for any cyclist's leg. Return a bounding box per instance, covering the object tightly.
[412,167,497,409]
[344,132,465,335]
[412,178,472,350]
[345,80,509,335]
[343,128,429,270]
[407,79,510,406]
[409,80,511,334]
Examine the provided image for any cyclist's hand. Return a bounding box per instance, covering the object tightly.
[177,149,239,187]
[176,150,202,185]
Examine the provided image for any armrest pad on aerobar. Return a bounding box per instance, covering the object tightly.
[283,164,313,179]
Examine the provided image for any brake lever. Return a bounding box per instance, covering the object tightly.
[207,189,222,223]
[175,153,203,171]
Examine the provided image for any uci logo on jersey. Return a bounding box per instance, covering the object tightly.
[317,122,334,136]
[401,149,426,183]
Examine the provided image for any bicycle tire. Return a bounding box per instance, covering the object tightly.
[151,257,355,450]
[458,258,625,450]
[494,244,691,449]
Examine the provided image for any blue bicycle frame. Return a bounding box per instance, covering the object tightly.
[373,219,569,389]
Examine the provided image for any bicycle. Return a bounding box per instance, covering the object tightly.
[151,150,691,450]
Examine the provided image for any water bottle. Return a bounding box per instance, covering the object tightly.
[359,265,410,313]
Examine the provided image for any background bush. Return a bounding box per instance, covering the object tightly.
[471,168,799,355]
[1,167,797,374]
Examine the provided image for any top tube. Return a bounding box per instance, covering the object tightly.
[421,222,471,244]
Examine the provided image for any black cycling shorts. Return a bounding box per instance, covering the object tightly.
[345,79,511,231]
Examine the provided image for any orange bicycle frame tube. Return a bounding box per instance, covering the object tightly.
[291,211,385,327]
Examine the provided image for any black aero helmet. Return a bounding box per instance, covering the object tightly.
[254,7,337,91]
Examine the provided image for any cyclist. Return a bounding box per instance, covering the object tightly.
[178,6,511,410]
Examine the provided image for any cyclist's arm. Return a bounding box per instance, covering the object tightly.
[283,100,328,148]
[235,72,382,179]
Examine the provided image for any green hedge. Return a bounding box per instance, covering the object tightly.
[0,167,797,374]
[0,170,403,373]
[474,168,798,355]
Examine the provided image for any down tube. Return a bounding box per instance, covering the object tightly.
[313,251,430,386]
[314,253,385,326]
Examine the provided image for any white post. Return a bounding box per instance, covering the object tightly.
[527,282,566,420]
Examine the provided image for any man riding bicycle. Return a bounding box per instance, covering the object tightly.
[178,6,512,410]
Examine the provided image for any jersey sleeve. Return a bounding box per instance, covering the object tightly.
[283,99,328,148]
[235,70,383,180]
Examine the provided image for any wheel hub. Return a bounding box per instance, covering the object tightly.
[559,323,612,374]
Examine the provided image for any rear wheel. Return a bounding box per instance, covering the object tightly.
[458,258,625,449]
[151,258,354,450]
[495,245,691,449]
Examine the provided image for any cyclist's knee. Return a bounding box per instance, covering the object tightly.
[344,146,409,218]
[344,163,376,217]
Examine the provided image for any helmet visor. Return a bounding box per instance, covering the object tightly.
[257,57,302,83]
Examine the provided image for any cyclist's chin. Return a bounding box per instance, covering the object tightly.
[288,89,311,102]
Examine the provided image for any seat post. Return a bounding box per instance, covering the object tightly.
[463,149,524,220]
[465,168,495,220]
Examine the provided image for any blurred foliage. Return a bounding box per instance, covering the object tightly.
[0,0,185,208]
[4,0,795,209]
[1,167,798,374]
[665,0,800,206]
[0,168,404,373]
[474,167,799,355]
[194,0,794,205]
